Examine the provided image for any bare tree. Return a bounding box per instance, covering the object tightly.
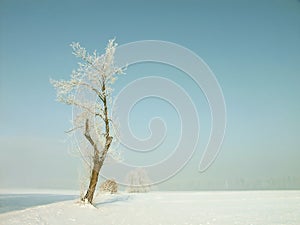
[126,168,151,193]
[51,39,124,203]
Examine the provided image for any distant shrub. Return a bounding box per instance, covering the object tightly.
[99,179,118,194]
[126,169,151,193]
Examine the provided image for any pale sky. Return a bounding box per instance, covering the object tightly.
[0,0,299,190]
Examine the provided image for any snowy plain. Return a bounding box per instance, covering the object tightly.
[0,190,299,225]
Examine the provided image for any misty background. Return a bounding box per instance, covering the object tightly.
[0,0,299,191]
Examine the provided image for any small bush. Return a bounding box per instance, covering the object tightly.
[99,179,118,194]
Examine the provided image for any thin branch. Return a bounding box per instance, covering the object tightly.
[72,101,98,117]
[78,53,109,86]
[79,82,104,102]
[84,119,99,163]
[65,126,84,133]
[96,113,105,122]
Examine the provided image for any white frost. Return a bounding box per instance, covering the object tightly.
[0,191,300,225]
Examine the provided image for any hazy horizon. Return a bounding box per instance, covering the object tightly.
[0,0,300,191]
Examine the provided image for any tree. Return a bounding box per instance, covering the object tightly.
[126,168,151,193]
[51,39,124,203]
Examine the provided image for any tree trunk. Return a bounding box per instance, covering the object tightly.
[83,135,113,204]
[83,161,101,203]
[83,84,112,204]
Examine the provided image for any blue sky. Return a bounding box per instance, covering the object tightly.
[0,0,299,190]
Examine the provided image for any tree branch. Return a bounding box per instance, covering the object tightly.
[72,101,100,118]
[78,82,104,102]
[65,125,84,133]
[95,113,105,122]
[84,119,99,163]
[84,119,95,146]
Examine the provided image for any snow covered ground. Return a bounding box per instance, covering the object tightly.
[0,190,299,225]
